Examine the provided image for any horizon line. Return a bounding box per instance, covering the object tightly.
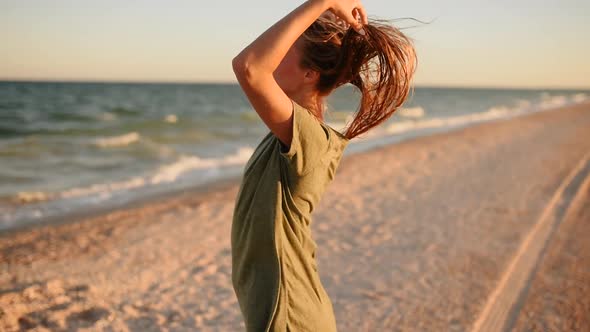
[0,78,588,92]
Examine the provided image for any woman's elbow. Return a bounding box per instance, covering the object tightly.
[232,56,264,84]
[232,56,252,79]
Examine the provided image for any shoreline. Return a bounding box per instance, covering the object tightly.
[1,100,589,331]
[3,100,588,236]
[0,173,244,238]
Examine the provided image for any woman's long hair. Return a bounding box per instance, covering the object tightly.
[298,15,417,139]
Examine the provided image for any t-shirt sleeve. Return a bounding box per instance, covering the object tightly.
[278,99,331,176]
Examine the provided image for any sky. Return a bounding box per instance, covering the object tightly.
[1,0,589,89]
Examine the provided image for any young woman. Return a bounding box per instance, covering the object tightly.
[230,0,416,331]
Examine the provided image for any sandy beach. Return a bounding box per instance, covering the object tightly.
[1,101,589,331]
[512,172,590,332]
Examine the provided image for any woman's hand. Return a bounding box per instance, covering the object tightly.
[320,0,368,33]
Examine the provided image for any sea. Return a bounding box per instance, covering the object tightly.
[0,81,588,231]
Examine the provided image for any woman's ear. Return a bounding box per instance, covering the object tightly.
[303,69,320,85]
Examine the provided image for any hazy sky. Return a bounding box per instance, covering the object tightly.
[1,0,589,89]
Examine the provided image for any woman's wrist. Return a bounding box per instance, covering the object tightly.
[308,0,333,11]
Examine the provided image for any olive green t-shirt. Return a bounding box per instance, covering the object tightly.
[231,99,350,332]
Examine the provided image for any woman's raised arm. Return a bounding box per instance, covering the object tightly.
[231,0,367,148]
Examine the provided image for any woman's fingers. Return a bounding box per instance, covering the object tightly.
[327,0,368,32]
[356,4,368,25]
[343,9,361,30]
[348,8,365,34]
[349,14,360,30]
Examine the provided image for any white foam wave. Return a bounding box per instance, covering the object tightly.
[14,191,51,203]
[386,105,516,135]
[397,106,425,118]
[93,132,140,148]
[515,99,532,109]
[538,95,568,109]
[12,146,256,204]
[59,177,145,199]
[150,146,253,183]
[99,112,117,121]
[572,93,588,103]
[384,93,589,137]
[164,114,178,123]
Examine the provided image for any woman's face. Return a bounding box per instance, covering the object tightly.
[273,42,307,96]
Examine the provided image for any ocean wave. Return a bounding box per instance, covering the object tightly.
[0,126,29,138]
[92,132,141,148]
[164,114,178,123]
[384,93,586,137]
[515,99,532,109]
[397,106,425,118]
[110,106,141,116]
[13,191,51,203]
[572,93,588,103]
[11,146,255,204]
[150,146,253,183]
[538,94,568,109]
[99,112,117,121]
[11,178,146,204]
[385,105,520,135]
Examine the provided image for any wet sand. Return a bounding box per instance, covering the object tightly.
[1,101,589,331]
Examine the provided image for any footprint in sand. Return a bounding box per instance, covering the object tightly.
[65,307,111,329]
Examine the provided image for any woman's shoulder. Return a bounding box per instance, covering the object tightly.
[323,123,350,148]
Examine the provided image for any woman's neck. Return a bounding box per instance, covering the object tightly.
[292,93,324,122]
